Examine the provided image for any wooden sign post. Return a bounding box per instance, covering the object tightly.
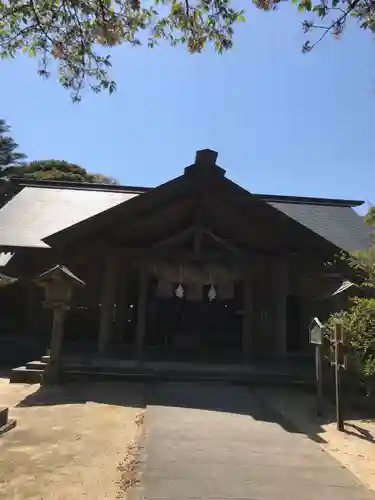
[309,317,324,417]
[334,323,345,432]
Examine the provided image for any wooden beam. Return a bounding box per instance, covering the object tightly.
[98,250,116,354]
[201,227,242,255]
[104,197,194,247]
[242,265,253,363]
[274,255,288,358]
[193,197,203,255]
[115,266,130,341]
[150,224,244,255]
[135,264,148,363]
[193,230,202,255]
[152,225,198,250]
[138,250,246,266]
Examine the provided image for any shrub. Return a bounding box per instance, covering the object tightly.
[326,297,375,396]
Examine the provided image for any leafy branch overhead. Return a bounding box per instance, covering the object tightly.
[0,0,371,100]
[295,0,367,54]
[0,0,245,101]
[255,0,372,53]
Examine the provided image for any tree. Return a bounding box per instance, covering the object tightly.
[256,0,373,55]
[91,173,119,184]
[8,159,119,184]
[324,241,375,397]
[365,205,375,228]
[326,298,375,396]
[0,119,26,177]
[0,0,244,101]
[0,1,370,101]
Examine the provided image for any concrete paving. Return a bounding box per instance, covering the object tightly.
[131,382,375,500]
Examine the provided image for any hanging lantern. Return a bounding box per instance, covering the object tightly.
[208,285,217,302]
[175,284,184,299]
[207,266,216,302]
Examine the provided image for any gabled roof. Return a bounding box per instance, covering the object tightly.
[0,184,136,248]
[268,200,372,253]
[35,264,85,286]
[0,155,371,253]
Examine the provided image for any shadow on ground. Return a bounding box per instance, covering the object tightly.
[344,422,375,443]
[16,380,146,409]
[145,380,375,445]
[15,379,375,445]
[146,381,331,442]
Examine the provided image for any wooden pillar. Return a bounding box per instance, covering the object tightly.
[274,255,288,359]
[22,255,36,333]
[135,265,148,363]
[298,297,308,353]
[43,306,65,384]
[98,250,116,354]
[242,266,253,363]
[23,279,35,331]
[115,277,128,341]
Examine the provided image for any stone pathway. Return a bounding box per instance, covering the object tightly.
[257,387,375,493]
[131,382,375,500]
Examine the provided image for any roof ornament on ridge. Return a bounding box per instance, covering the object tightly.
[184,149,226,177]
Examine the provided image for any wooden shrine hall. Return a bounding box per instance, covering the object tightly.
[0,149,372,374]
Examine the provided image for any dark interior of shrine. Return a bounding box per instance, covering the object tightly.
[0,264,305,367]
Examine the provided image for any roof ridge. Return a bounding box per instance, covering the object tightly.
[9,177,150,194]
[7,177,364,207]
[259,193,364,208]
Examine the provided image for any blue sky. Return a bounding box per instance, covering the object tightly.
[1,3,374,210]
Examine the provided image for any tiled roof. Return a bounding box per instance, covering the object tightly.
[0,180,371,252]
[269,201,372,253]
[0,186,134,248]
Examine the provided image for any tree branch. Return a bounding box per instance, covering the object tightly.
[309,0,360,50]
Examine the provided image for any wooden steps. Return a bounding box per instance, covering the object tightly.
[10,354,314,387]
[26,360,48,370]
[61,363,314,387]
[10,359,48,384]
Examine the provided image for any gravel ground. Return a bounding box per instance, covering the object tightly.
[0,378,146,500]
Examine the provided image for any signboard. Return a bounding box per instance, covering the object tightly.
[309,317,324,345]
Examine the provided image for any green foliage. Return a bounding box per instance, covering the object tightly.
[0,1,371,100]
[91,172,119,184]
[365,205,375,228]
[326,297,375,393]
[353,246,375,286]
[294,0,371,54]
[0,119,26,176]
[8,159,118,184]
[257,0,373,56]
[0,0,244,101]
[326,230,375,395]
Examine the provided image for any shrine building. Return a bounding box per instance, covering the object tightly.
[0,149,371,376]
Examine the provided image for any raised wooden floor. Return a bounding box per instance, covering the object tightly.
[10,354,315,386]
